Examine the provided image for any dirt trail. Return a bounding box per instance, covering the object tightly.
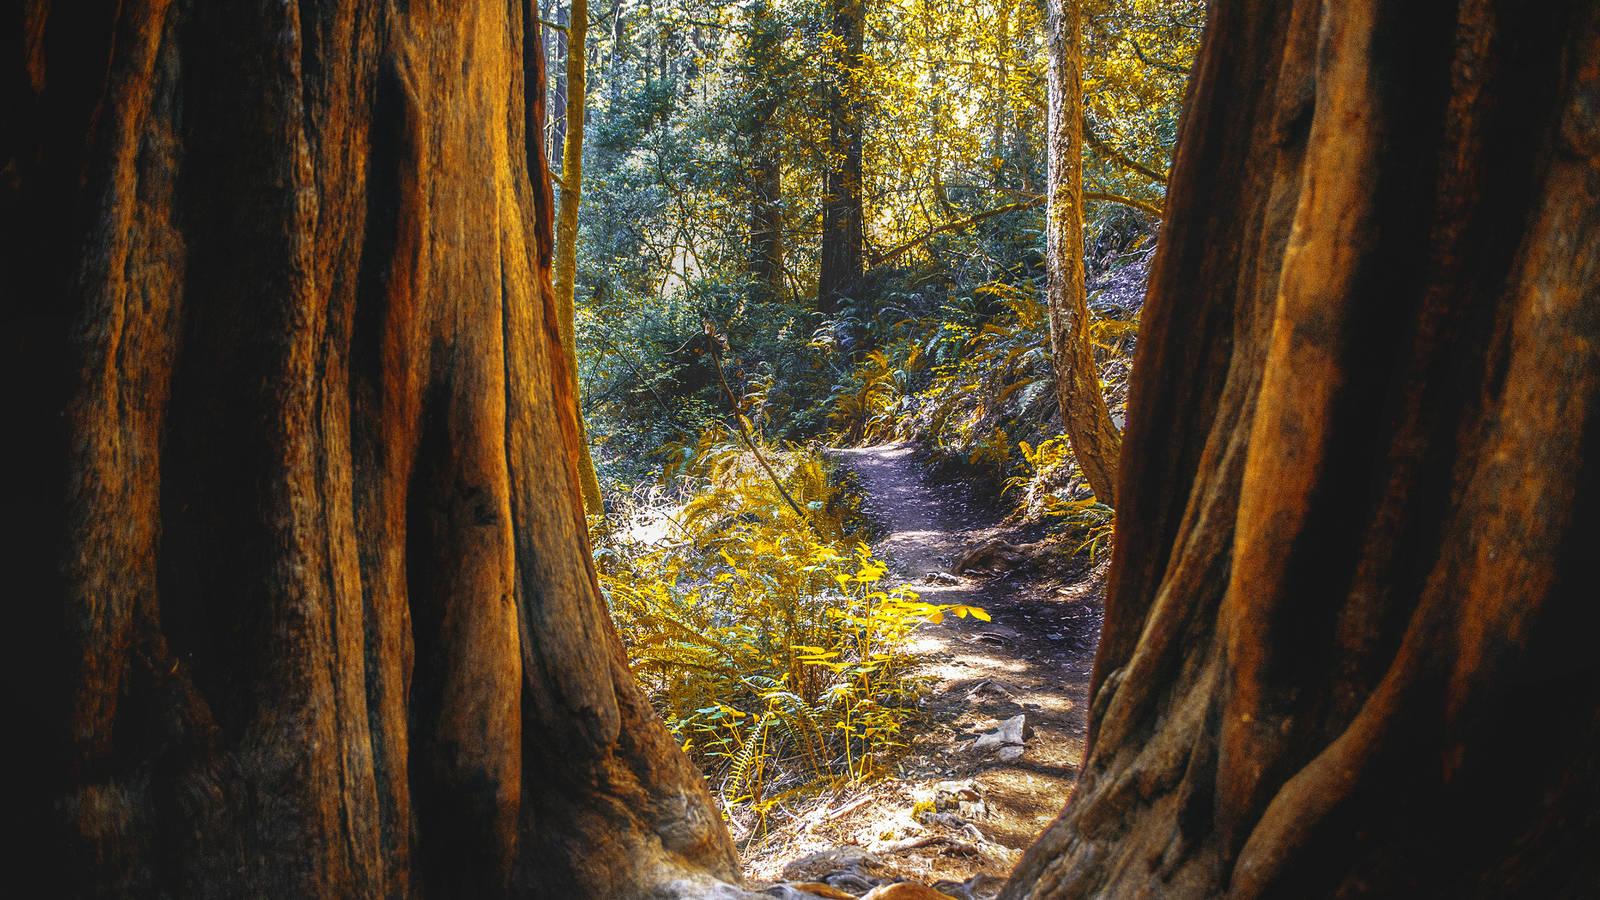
[745,443,1103,893]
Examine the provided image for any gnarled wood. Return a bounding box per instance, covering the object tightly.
[1007,1,1600,896]
[5,1,736,895]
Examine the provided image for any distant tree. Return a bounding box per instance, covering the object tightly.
[1043,0,1123,504]
[744,0,787,301]
[5,2,733,895]
[818,0,866,315]
[1007,1,1600,895]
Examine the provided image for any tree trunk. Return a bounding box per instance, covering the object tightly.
[552,0,604,516]
[608,0,625,105]
[749,134,785,299]
[1015,14,1035,196]
[817,0,865,316]
[746,1,785,301]
[550,0,569,173]
[1043,0,1122,505]
[993,0,1012,189]
[1006,1,1600,896]
[4,1,738,896]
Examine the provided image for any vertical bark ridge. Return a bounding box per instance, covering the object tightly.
[12,1,740,895]
[1007,2,1600,897]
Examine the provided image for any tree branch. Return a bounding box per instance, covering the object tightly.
[871,191,1162,267]
[703,326,811,523]
[871,197,1044,266]
[1085,191,1164,219]
[1125,35,1189,76]
[1084,122,1168,185]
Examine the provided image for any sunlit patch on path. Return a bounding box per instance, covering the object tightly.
[744,443,1104,892]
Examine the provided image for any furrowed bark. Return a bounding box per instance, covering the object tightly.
[5,1,738,895]
[1006,1,1600,896]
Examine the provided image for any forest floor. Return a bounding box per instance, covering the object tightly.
[743,443,1106,898]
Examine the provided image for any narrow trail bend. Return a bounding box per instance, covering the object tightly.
[745,443,1104,892]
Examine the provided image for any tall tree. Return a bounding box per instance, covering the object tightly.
[1043,0,1122,504]
[552,0,605,515]
[1006,1,1600,896]
[817,0,865,315]
[992,0,1012,189]
[745,0,786,301]
[5,1,734,895]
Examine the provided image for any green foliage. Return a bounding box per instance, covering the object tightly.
[818,248,1141,520]
[565,0,1198,486]
[594,431,985,834]
[553,0,1201,846]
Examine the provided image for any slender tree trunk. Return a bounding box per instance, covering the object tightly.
[746,1,785,301]
[1043,0,1121,504]
[608,0,624,105]
[550,1,569,172]
[552,0,604,516]
[817,0,865,316]
[1007,1,1600,896]
[749,132,785,299]
[993,0,1012,189]
[1015,13,1035,195]
[4,2,737,896]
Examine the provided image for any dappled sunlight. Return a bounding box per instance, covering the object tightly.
[29,0,1595,894]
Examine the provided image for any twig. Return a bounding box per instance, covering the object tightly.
[872,189,1161,267]
[1084,122,1168,185]
[703,324,811,522]
[1126,35,1189,76]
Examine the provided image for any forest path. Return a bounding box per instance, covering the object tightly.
[745,443,1103,895]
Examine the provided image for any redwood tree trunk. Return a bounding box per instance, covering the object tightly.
[817,0,865,316]
[1044,0,1122,505]
[1007,1,1600,896]
[5,2,737,896]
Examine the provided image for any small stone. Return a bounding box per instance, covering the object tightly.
[781,847,885,882]
[972,714,1026,753]
[964,680,1015,701]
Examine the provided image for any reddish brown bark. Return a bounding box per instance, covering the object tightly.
[1006,1,1600,896]
[4,1,736,896]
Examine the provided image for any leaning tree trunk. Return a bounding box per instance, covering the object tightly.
[552,0,606,516]
[817,0,865,316]
[4,2,738,896]
[1007,1,1600,897]
[1043,0,1122,505]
